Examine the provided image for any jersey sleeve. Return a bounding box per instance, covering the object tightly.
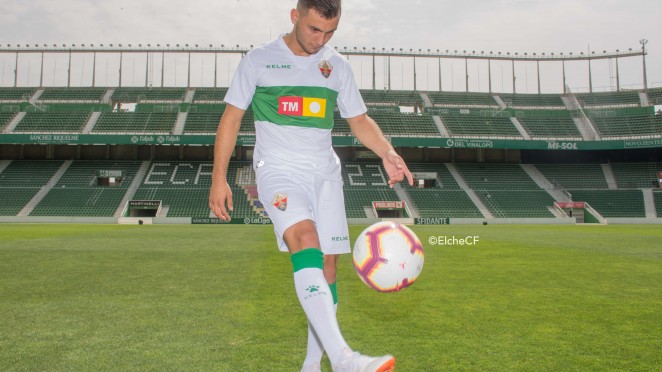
[336,59,367,119]
[223,54,256,110]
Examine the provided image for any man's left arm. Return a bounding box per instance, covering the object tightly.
[346,113,414,188]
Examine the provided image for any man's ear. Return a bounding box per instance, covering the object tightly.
[290,8,299,25]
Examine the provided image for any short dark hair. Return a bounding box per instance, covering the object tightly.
[297,0,341,19]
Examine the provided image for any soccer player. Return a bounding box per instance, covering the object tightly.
[209,1,413,371]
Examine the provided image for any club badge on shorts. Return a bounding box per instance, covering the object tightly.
[272,193,288,211]
[319,60,333,79]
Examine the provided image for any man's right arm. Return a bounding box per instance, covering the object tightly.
[209,104,246,221]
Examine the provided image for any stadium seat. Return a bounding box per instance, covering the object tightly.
[38,88,107,102]
[0,87,37,102]
[93,112,178,133]
[13,112,91,132]
[30,161,141,217]
[0,161,64,216]
[566,189,645,217]
[535,164,609,189]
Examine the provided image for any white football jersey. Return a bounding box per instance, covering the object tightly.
[224,35,367,180]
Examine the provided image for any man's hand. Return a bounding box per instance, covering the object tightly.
[209,181,234,221]
[383,149,413,188]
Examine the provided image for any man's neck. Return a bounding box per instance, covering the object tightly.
[283,32,310,57]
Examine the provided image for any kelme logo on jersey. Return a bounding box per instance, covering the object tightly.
[278,96,327,118]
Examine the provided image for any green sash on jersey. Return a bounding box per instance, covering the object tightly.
[252,86,339,130]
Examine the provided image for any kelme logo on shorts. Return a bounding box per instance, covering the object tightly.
[278,96,327,118]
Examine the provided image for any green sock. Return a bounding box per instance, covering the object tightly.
[329,282,338,305]
[290,248,323,272]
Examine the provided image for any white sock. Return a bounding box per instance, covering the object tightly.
[303,303,337,366]
[291,248,349,365]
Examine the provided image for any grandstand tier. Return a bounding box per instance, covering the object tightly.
[93,112,178,133]
[535,164,609,189]
[567,190,646,217]
[13,112,92,132]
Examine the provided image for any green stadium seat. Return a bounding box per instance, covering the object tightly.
[535,164,609,189]
[647,87,662,106]
[93,112,178,133]
[39,88,107,102]
[516,112,582,139]
[611,162,662,189]
[0,161,64,216]
[359,89,422,107]
[654,192,662,217]
[30,161,142,217]
[13,112,91,132]
[500,94,566,109]
[590,113,662,138]
[192,88,229,102]
[440,114,521,138]
[576,91,641,108]
[408,189,483,218]
[184,112,223,133]
[567,190,645,217]
[0,87,36,102]
[111,87,187,102]
[456,164,540,191]
[427,92,498,108]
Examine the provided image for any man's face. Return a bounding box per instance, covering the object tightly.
[290,7,340,56]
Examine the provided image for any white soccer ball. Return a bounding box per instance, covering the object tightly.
[352,221,424,292]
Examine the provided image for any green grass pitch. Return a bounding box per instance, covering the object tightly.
[0,224,660,371]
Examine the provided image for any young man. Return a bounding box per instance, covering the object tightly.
[209,1,412,371]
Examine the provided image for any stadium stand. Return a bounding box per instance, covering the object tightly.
[575,90,641,108]
[500,94,566,109]
[192,88,229,103]
[12,112,91,132]
[359,89,422,107]
[0,112,16,131]
[655,192,662,216]
[38,87,107,102]
[408,189,483,218]
[93,112,178,133]
[475,189,556,218]
[516,113,582,139]
[427,91,498,108]
[342,162,401,218]
[457,164,545,191]
[611,162,662,189]
[534,164,609,189]
[590,113,662,138]
[132,161,266,219]
[566,189,646,217]
[0,161,64,216]
[0,87,36,101]
[454,164,555,217]
[367,111,440,136]
[441,114,522,138]
[647,87,662,105]
[111,87,187,102]
[30,161,141,217]
[184,112,223,133]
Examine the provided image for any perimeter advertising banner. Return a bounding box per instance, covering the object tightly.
[2,134,662,150]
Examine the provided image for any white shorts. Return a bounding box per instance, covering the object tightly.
[255,165,350,255]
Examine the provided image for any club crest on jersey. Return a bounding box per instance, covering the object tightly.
[272,193,288,211]
[319,60,333,79]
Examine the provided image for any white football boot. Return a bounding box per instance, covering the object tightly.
[332,348,395,372]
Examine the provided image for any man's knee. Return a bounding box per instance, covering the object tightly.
[283,220,320,253]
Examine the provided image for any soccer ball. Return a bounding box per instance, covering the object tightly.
[352,221,424,292]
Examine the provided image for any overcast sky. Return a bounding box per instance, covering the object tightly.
[1,0,660,93]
